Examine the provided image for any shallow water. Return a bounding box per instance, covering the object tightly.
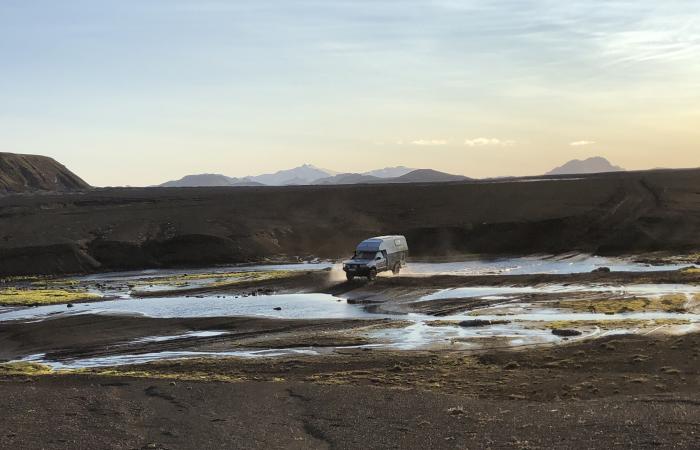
[3,257,698,368]
[3,283,698,324]
[132,330,229,344]
[421,284,700,301]
[64,254,695,288]
[405,254,692,276]
[22,348,320,370]
[371,321,566,350]
[0,293,377,322]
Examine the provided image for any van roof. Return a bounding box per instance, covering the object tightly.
[356,235,408,252]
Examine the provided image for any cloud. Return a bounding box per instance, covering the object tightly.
[570,140,596,146]
[464,138,515,147]
[410,139,448,146]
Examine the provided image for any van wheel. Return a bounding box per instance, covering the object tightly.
[346,273,355,281]
[367,268,377,281]
[392,264,401,275]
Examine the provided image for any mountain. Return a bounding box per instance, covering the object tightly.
[546,157,625,176]
[160,174,236,187]
[388,169,468,183]
[159,174,263,187]
[362,166,416,178]
[313,173,382,185]
[0,152,90,194]
[157,165,469,187]
[249,164,336,186]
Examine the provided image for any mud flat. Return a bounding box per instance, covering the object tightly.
[1,332,699,449]
[2,261,700,448]
[1,265,700,365]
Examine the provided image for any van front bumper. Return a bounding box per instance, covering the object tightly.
[343,265,371,276]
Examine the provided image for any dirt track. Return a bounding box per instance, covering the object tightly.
[1,168,699,275]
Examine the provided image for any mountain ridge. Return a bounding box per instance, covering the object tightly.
[0,152,91,194]
[546,157,624,176]
[158,164,462,187]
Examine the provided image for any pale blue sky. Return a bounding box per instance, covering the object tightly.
[1,1,699,185]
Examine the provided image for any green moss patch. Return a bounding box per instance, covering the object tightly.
[0,361,53,376]
[539,318,691,331]
[0,288,101,306]
[555,294,689,314]
[132,270,301,295]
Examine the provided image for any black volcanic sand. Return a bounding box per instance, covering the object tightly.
[0,315,395,362]
[1,168,700,276]
[1,332,699,449]
[1,271,700,448]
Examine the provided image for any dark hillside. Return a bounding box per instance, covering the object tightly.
[0,168,698,275]
[0,152,90,194]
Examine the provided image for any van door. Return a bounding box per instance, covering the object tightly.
[375,251,388,271]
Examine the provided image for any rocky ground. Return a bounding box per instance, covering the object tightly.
[1,331,699,449]
[1,268,699,448]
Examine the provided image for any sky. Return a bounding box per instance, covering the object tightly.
[1,1,699,186]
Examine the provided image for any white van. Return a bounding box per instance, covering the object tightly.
[342,235,409,281]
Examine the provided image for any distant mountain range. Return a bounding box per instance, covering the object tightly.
[157,157,627,188]
[546,157,625,176]
[159,174,263,188]
[157,165,467,187]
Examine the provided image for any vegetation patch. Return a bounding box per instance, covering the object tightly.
[132,270,302,295]
[537,318,691,330]
[0,275,43,283]
[354,320,413,331]
[32,278,80,288]
[0,288,101,306]
[83,368,248,383]
[0,361,53,376]
[138,270,296,286]
[555,294,689,314]
[425,320,460,327]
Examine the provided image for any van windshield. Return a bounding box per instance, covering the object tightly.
[354,252,377,260]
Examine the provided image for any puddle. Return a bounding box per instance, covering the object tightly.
[21,348,320,370]
[0,293,380,322]
[132,330,229,344]
[369,321,568,350]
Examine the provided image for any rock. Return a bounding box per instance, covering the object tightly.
[591,267,611,273]
[503,361,520,370]
[552,329,582,337]
[447,406,465,415]
[458,319,511,327]
[66,303,74,308]
[273,307,282,311]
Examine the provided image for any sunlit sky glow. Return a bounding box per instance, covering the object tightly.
[1,1,699,186]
